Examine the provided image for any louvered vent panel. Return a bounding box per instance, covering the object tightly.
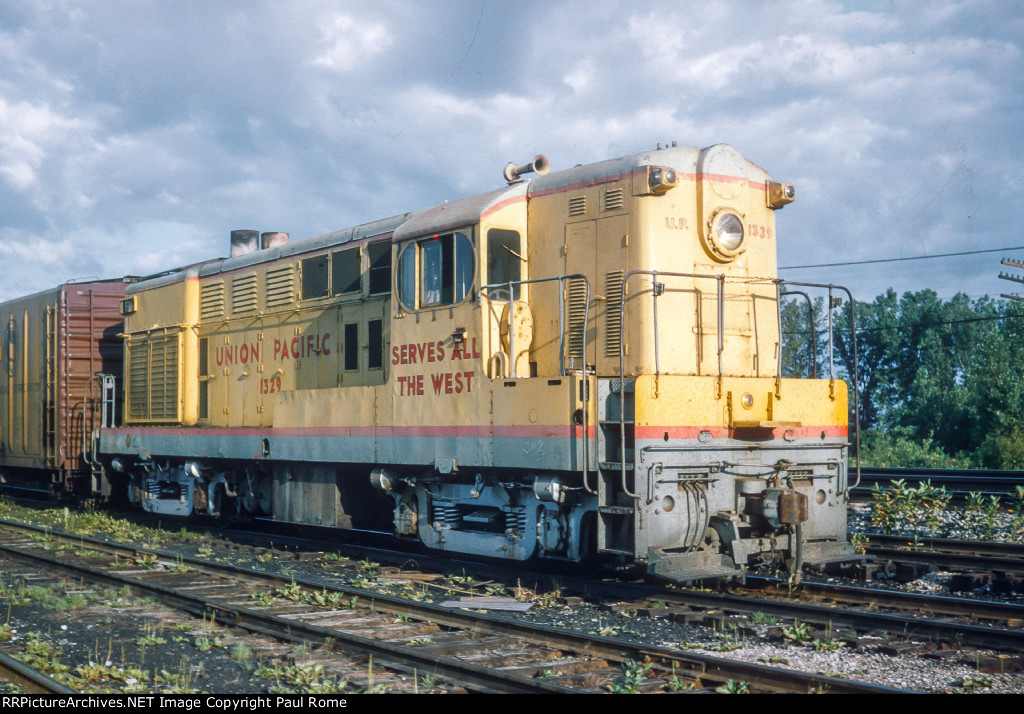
[603,187,625,212]
[126,332,180,422]
[232,274,258,314]
[567,278,588,362]
[568,196,587,217]
[266,266,295,307]
[200,282,225,321]
[605,270,625,358]
[127,344,149,420]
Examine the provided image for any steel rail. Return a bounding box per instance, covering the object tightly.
[865,534,1024,558]
[738,576,1024,628]
[0,649,77,694]
[674,580,1024,652]
[853,467,1024,495]
[502,569,1024,653]
[0,535,577,694]
[10,515,1017,651]
[0,519,905,694]
[695,582,1024,652]
[864,545,1024,575]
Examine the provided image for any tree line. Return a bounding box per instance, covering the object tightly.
[780,288,1024,469]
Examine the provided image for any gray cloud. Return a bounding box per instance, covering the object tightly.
[0,0,1021,303]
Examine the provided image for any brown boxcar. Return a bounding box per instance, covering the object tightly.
[0,280,125,496]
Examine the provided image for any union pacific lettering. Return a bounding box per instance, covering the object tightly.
[272,333,332,360]
[214,333,332,367]
[215,342,261,366]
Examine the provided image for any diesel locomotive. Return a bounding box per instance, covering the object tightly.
[2,144,859,581]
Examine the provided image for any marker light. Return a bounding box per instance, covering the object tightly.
[648,166,679,194]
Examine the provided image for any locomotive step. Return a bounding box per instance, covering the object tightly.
[598,461,635,471]
[597,547,636,557]
[606,379,637,394]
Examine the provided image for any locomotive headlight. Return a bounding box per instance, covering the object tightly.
[712,212,745,252]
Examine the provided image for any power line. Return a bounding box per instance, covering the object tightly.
[854,312,1024,334]
[783,311,1024,336]
[780,246,1024,270]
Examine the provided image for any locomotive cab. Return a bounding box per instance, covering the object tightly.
[517,144,854,579]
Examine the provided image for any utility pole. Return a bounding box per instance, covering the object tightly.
[1000,258,1024,303]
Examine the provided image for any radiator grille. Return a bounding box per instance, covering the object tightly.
[126,330,180,422]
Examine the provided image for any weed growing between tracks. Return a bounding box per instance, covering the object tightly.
[0,567,443,694]
[4,496,1024,692]
[853,480,1024,541]
[0,498,222,554]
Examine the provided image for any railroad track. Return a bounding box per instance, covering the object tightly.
[212,521,1024,648]
[853,467,1024,496]
[0,650,75,694]
[0,520,902,694]
[531,571,1024,653]
[863,534,1024,576]
[233,522,1024,648]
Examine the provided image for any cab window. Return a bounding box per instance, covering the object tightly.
[486,228,522,298]
[396,231,474,310]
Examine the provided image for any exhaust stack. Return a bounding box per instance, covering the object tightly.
[230,230,260,257]
[261,232,289,249]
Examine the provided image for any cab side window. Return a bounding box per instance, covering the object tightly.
[487,229,522,298]
[396,231,474,310]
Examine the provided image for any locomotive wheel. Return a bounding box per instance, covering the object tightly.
[104,468,131,509]
[565,511,598,577]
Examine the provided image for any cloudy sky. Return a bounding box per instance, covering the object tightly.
[1,0,1021,304]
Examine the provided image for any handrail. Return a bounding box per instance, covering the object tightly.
[616,273,861,498]
[479,275,594,493]
[618,270,730,500]
[779,290,818,379]
[777,281,861,493]
[84,374,117,480]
